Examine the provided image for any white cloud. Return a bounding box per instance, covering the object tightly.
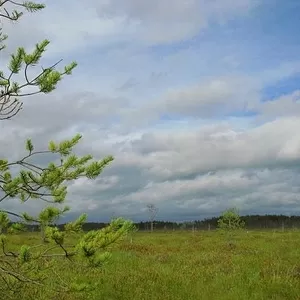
[97,0,259,44]
[256,90,300,119]
[1,0,260,60]
[69,176,119,194]
[1,1,134,60]
[1,0,300,222]
[101,117,300,180]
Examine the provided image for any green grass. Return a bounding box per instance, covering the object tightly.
[3,230,300,299]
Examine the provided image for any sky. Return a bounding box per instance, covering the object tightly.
[1,0,300,222]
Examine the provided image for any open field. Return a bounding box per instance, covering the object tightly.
[3,230,300,300]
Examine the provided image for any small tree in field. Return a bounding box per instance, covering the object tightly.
[217,207,245,231]
[0,1,134,297]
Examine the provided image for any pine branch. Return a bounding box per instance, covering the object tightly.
[0,0,135,295]
[0,0,45,21]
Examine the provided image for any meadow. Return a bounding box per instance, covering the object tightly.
[4,229,300,300]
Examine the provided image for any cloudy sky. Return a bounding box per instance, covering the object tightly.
[1,0,300,222]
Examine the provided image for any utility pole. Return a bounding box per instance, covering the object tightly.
[147,204,159,232]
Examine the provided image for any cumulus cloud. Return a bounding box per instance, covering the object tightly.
[1,0,300,222]
[91,116,300,185]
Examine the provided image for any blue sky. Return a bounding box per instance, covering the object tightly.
[2,0,300,222]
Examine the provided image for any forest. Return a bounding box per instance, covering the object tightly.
[19,214,300,232]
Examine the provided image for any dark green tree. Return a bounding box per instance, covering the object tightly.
[0,1,134,297]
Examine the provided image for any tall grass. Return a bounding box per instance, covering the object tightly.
[3,230,300,299]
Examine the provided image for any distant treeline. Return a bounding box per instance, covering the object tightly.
[16,214,300,232]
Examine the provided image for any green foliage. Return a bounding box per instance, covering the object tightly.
[0,0,45,22]
[0,132,133,292]
[76,218,135,266]
[0,135,114,205]
[217,207,245,231]
[0,2,77,120]
[64,213,87,233]
[0,0,134,296]
[0,212,10,235]
[8,222,26,234]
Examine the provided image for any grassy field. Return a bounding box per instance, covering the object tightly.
[3,229,300,300]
